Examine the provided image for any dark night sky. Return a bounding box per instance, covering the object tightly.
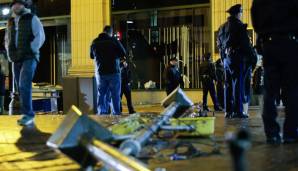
[0,0,209,18]
[0,0,70,18]
[112,0,210,11]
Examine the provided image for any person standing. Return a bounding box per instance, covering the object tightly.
[5,0,45,126]
[215,58,225,109]
[164,57,184,95]
[91,26,126,115]
[252,59,264,108]
[199,53,222,111]
[242,59,255,116]
[0,48,8,114]
[120,60,135,114]
[251,0,298,144]
[217,4,256,118]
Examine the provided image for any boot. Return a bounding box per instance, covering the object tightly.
[129,109,136,114]
[225,112,234,119]
[234,113,249,119]
[203,105,210,112]
[214,105,223,112]
[243,103,249,116]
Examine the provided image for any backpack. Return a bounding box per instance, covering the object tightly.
[217,23,229,52]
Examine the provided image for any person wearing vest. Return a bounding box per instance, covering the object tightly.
[5,0,45,126]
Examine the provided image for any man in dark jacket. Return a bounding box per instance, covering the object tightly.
[200,53,222,111]
[218,4,256,118]
[5,0,45,126]
[91,26,126,115]
[164,57,184,95]
[120,60,135,114]
[251,0,298,144]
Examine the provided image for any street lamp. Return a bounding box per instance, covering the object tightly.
[2,8,10,16]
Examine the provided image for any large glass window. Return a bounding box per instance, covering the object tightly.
[34,24,71,86]
[112,7,211,89]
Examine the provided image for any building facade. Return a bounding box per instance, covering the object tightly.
[0,0,254,113]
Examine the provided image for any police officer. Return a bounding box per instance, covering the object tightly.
[120,60,136,114]
[251,0,298,144]
[242,48,257,116]
[218,4,255,118]
[200,53,222,111]
[164,57,184,95]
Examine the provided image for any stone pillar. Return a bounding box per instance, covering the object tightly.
[68,0,111,77]
[211,0,254,59]
[63,0,111,113]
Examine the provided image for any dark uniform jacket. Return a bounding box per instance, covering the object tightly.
[200,61,217,82]
[90,33,126,75]
[225,17,251,53]
[220,16,257,68]
[165,65,184,89]
[215,61,225,82]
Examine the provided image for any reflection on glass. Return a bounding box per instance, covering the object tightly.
[112,7,211,89]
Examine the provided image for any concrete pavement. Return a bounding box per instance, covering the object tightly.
[0,106,297,171]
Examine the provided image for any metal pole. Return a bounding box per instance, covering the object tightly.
[87,140,151,171]
[120,102,180,156]
[160,125,195,132]
[86,144,133,171]
[136,102,180,146]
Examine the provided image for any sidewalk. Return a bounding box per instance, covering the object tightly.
[0,106,296,171]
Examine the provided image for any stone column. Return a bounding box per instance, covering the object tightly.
[68,0,111,77]
[63,0,111,113]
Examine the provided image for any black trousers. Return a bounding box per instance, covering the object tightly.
[120,84,135,114]
[275,89,285,106]
[166,84,178,96]
[242,65,252,104]
[216,81,225,108]
[262,38,298,139]
[224,60,245,115]
[202,79,219,108]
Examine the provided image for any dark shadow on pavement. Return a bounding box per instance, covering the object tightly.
[15,124,60,161]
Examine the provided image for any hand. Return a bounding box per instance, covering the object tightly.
[123,61,128,68]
